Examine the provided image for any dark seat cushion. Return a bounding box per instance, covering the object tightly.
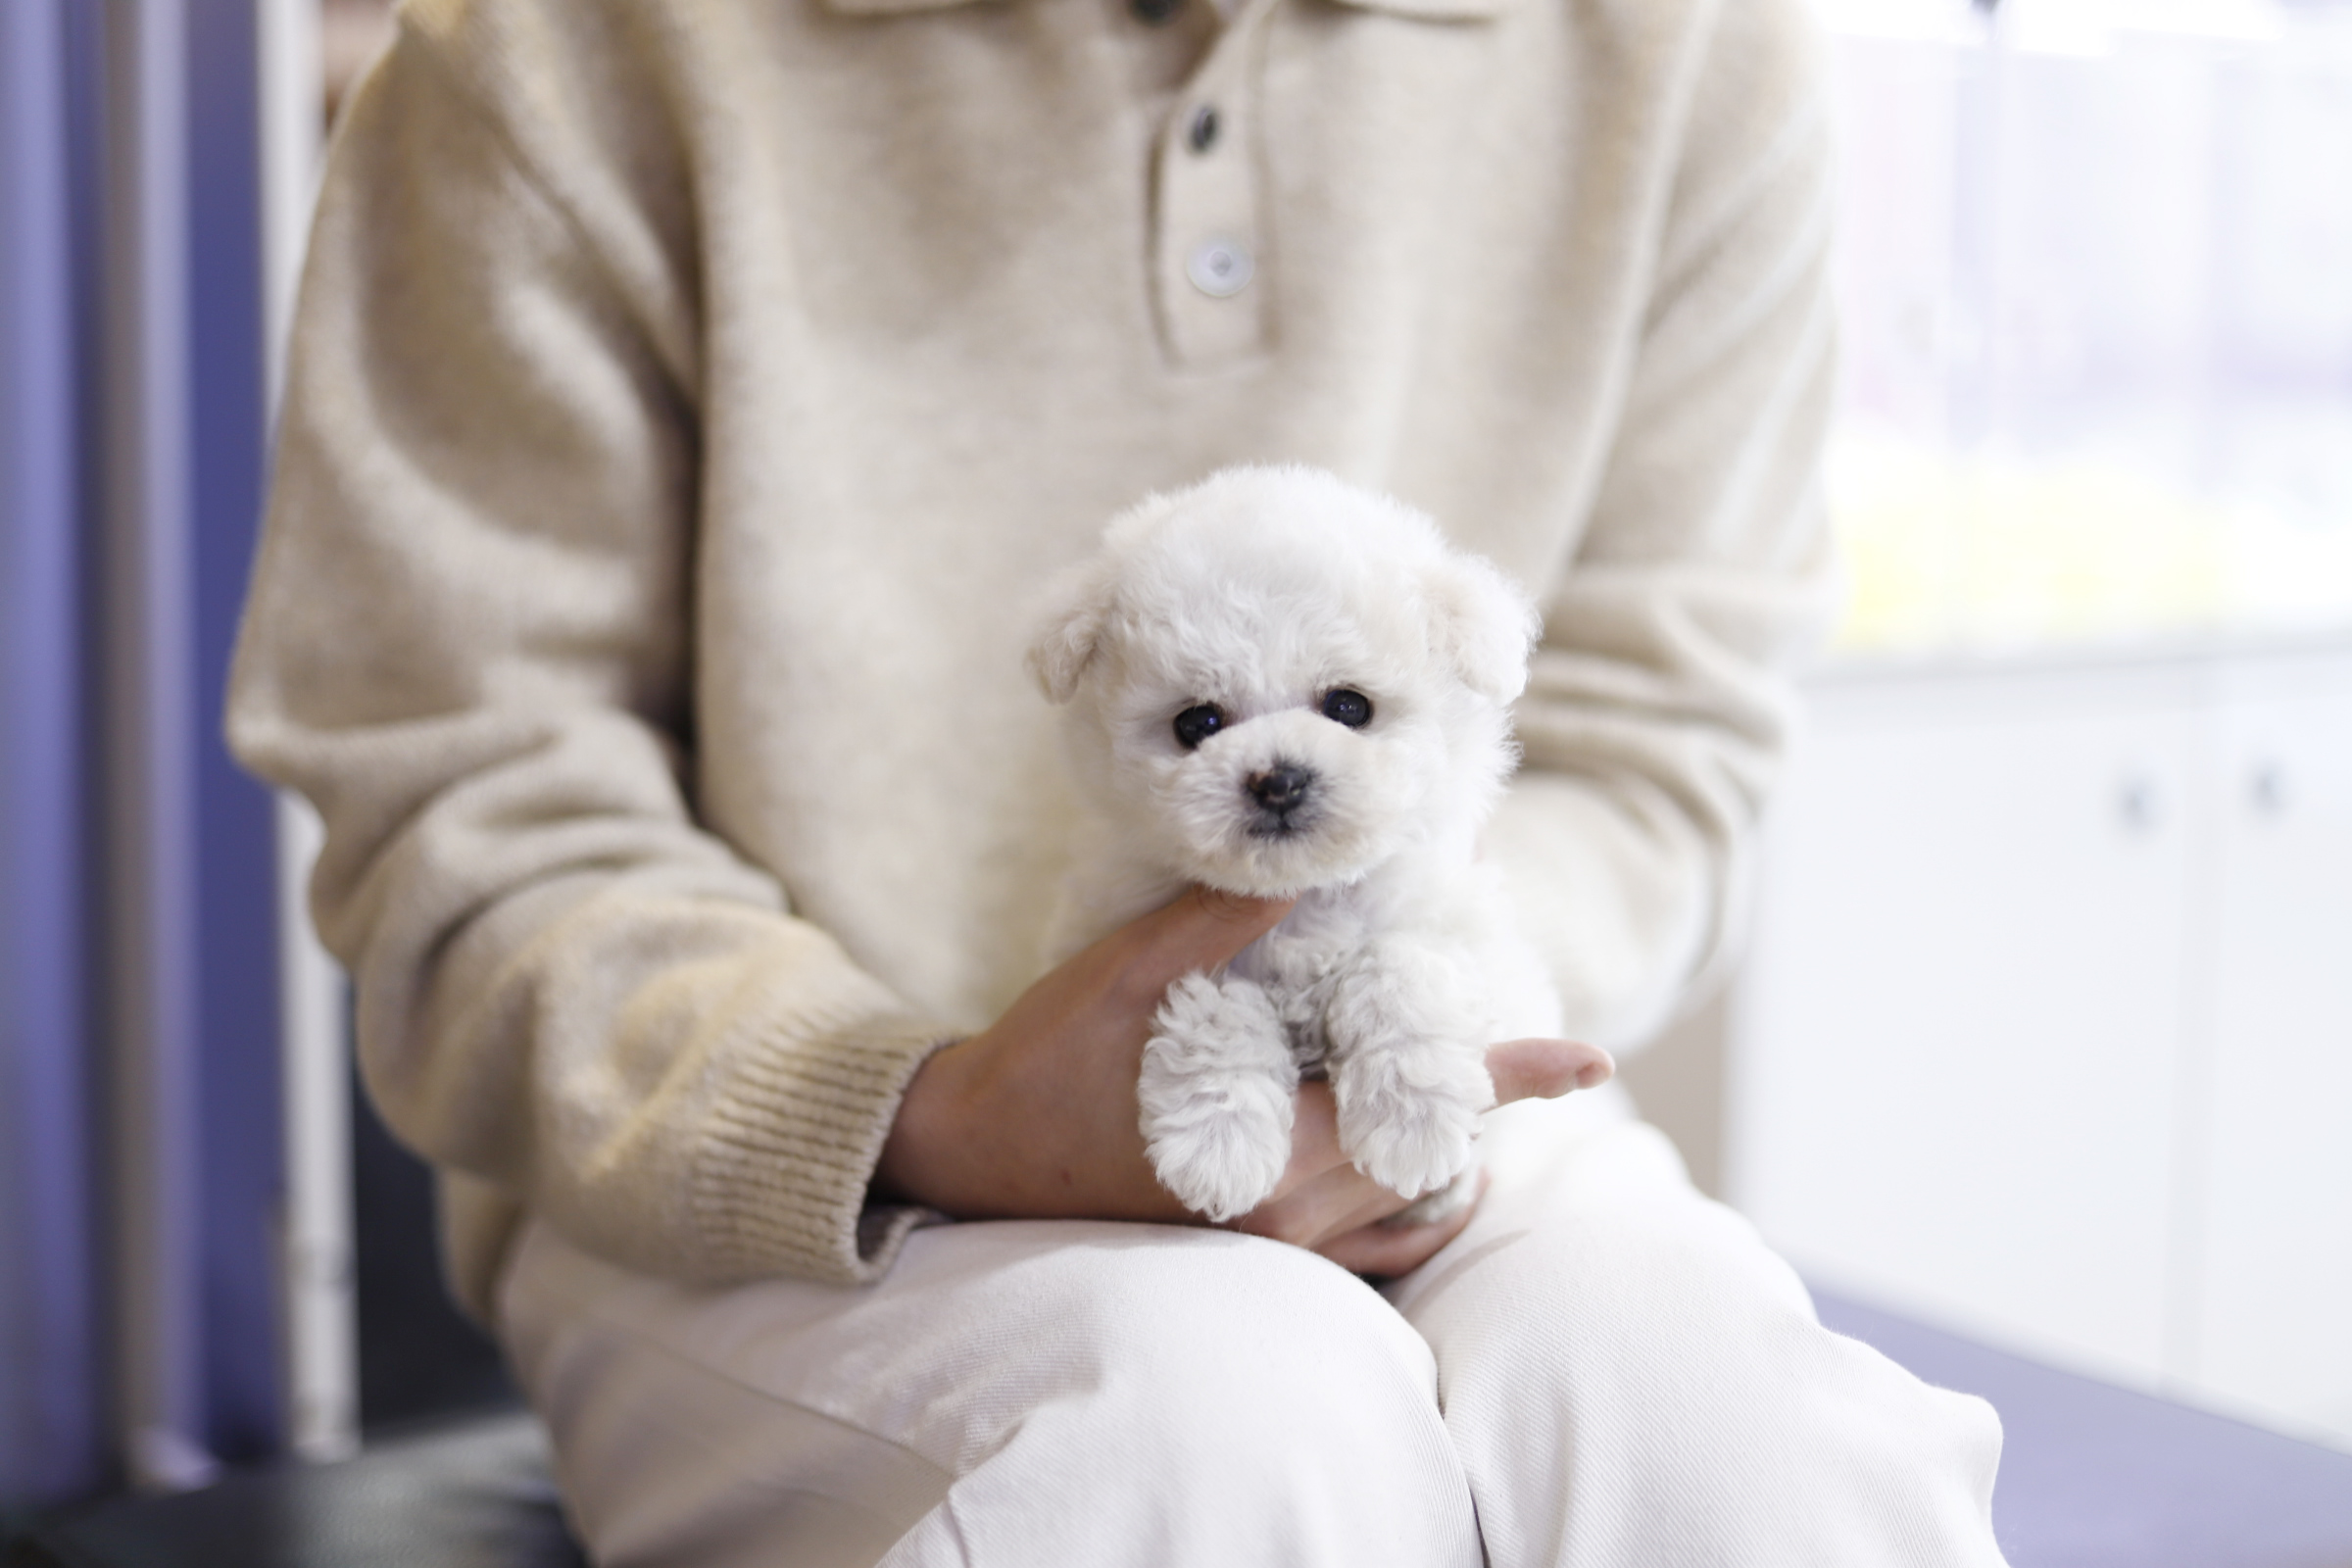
[11,1410,582,1568]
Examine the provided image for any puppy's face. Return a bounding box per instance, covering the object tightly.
[1031,467,1538,898]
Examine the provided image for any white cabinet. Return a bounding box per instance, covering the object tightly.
[1726,643,2352,1446]
[2193,667,2352,1443]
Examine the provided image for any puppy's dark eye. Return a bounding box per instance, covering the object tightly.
[1172,704,1227,750]
[1321,689,1374,728]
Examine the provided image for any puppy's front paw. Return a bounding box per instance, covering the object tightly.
[1141,974,1297,1221]
[1323,945,1496,1200]
[1334,1052,1488,1200]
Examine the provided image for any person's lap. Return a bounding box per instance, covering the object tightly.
[497,1088,2008,1567]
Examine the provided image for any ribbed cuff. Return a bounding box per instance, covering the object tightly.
[690,1008,956,1286]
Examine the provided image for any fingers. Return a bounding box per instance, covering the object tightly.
[1121,885,1297,994]
[1486,1037,1614,1104]
[1315,1173,1487,1278]
[1233,1157,1394,1249]
[1217,1039,1613,1249]
[1241,1078,1453,1249]
[1245,1035,1611,1249]
[1286,1078,1344,1171]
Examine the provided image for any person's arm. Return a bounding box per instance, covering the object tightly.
[229,19,944,1288]
[1489,0,1839,1051]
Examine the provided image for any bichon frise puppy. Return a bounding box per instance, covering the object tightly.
[1028,466,1565,1222]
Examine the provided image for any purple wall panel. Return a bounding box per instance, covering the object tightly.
[185,0,287,1466]
[1,0,108,1516]
[3,0,287,1509]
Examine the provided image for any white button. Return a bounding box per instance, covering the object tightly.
[1186,238,1254,298]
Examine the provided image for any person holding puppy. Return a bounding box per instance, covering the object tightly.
[228,0,2012,1561]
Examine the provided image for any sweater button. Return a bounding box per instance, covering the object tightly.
[1130,0,1183,24]
[1186,238,1254,298]
[1188,105,1220,154]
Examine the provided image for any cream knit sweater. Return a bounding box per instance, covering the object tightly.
[228,0,1837,1314]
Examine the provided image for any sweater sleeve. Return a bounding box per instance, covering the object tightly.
[1488,0,1839,1053]
[227,22,949,1287]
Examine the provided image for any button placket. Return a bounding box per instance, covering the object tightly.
[1151,0,1277,368]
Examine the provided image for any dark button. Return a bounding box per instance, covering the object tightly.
[1188,104,1220,154]
[1129,0,1184,24]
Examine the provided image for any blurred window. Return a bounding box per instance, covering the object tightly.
[1815,0,2352,654]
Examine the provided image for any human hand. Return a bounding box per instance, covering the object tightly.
[1237,1036,1612,1276]
[874,888,1613,1275]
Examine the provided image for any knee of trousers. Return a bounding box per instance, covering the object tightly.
[860,1227,1485,1565]
[501,1221,1485,1567]
[827,1231,1477,1560]
[1403,1199,2006,1560]
[899,1228,1455,1479]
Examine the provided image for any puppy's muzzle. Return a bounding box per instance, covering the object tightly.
[1246,762,1316,826]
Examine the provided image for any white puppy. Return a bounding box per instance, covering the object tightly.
[1028,466,1564,1222]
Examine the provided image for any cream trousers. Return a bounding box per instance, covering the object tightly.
[495,1090,2010,1567]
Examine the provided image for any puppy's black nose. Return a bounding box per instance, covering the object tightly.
[1247,764,1315,815]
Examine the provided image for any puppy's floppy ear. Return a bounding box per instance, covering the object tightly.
[1026,557,1118,705]
[1424,553,1541,705]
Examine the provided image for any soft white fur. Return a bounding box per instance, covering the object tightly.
[1029,466,1565,1222]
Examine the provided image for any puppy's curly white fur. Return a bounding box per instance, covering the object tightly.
[1030,466,1564,1222]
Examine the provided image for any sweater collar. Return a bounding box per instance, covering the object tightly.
[823,0,1511,22]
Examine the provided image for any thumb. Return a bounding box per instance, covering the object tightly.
[1127,885,1297,986]
[1486,1038,1614,1103]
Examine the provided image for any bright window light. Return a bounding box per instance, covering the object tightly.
[1814,1,2352,653]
